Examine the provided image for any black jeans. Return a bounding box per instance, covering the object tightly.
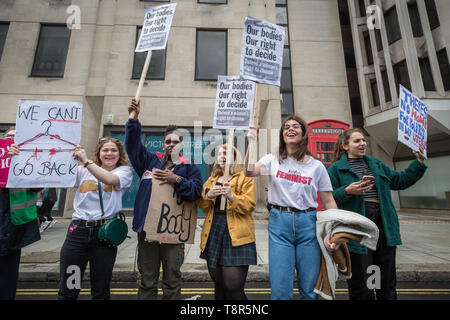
[58,221,117,300]
[0,249,21,300]
[347,202,397,300]
[37,199,56,223]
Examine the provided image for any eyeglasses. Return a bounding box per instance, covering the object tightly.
[4,134,15,139]
[283,124,301,131]
[165,139,180,145]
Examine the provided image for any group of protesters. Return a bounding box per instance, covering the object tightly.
[0,99,427,301]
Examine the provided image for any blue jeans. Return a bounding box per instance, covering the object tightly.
[268,208,321,300]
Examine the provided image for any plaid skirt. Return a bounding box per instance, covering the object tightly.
[200,213,257,268]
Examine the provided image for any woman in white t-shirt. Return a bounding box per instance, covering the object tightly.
[244,115,338,300]
[58,137,132,300]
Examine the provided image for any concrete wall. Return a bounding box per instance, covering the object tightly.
[288,0,353,124]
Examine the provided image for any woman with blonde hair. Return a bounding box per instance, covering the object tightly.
[198,144,256,300]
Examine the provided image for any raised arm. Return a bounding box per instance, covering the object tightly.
[72,146,121,186]
[125,99,155,176]
[243,126,265,177]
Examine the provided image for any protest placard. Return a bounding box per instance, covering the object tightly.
[131,3,177,119]
[397,85,428,158]
[213,76,256,130]
[7,100,82,188]
[0,139,13,187]
[144,169,197,244]
[240,16,285,86]
[135,3,177,52]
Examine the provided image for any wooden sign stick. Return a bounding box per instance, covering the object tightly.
[220,129,234,210]
[247,83,259,171]
[130,50,153,119]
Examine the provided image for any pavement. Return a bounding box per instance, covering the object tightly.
[18,209,450,283]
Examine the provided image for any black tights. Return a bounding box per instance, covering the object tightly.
[207,264,249,300]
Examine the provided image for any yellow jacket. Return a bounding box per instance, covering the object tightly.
[198,171,256,251]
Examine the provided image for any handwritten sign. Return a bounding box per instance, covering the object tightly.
[7,100,82,188]
[240,16,285,86]
[0,139,13,187]
[213,76,256,130]
[397,85,428,158]
[135,3,177,52]
[143,169,197,244]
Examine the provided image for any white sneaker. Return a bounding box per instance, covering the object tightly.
[39,221,50,233]
[46,219,57,230]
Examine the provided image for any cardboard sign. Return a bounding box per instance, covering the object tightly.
[213,75,256,130]
[240,16,285,86]
[7,100,82,188]
[397,85,428,158]
[135,3,177,52]
[0,139,13,187]
[143,169,197,244]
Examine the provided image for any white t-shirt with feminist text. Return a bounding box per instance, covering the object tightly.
[259,154,333,210]
[72,166,133,221]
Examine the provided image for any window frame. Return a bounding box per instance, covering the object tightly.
[132,26,167,81]
[197,0,227,4]
[30,24,71,78]
[0,23,9,61]
[277,1,294,118]
[194,29,228,81]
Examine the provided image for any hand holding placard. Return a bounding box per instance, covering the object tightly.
[131,3,177,119]
[239,17,285,171]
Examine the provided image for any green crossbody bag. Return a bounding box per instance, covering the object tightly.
[97,182,129,246]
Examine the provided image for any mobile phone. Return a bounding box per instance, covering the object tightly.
[361,175,374,183]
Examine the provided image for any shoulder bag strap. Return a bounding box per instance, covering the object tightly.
[97,182,105,218]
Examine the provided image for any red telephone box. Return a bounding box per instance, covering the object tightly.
[307,119,350,210]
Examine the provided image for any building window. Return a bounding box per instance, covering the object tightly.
[195,30,227,81]
[393,60,411,91]
[375,28,383,52]
[419,56,436,91]
[277,0,293,118]
[370,79,380,107]
[437,49,450,91]
[198,0,227,3]
[408,2,423,38]
[384,6,402,45]
[281,92,293,117]
[0,23,9,61]
[363,31,374,65]
[140,1,170,2]
[31,25,71,78]
[425,0,440,30]
[397,155,450,210]
[132,27,166,80]
[358,0,366,17]
[381,70,392,102]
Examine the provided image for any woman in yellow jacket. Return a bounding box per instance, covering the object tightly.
[198,144,256,300]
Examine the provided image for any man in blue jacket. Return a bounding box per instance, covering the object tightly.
[126,99,203,300]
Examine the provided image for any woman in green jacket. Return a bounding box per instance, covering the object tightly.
[327,128,427,300]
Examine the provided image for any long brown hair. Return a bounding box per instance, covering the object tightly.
[332,128,365,163]
[278,115,311,163]
[210,144,243,178]
[92,137,128,168]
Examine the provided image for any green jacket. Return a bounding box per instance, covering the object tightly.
[327,154,427,254]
